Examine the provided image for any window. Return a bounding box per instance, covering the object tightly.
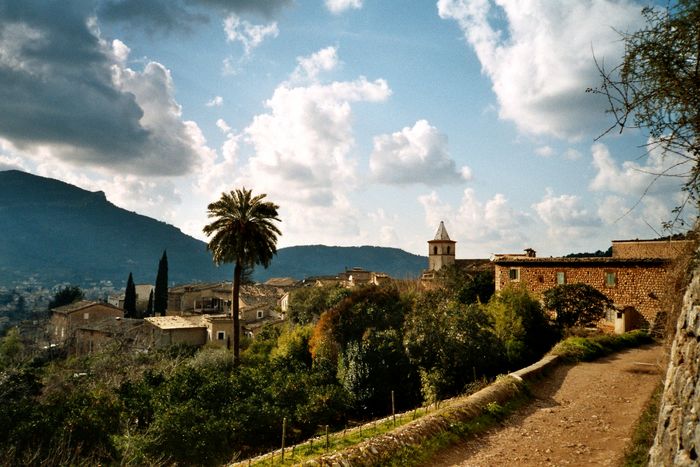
[217,331,225,340]
[446,246,450,254]
[257,310,264,319]
[556,271,566,285]
[433,246,438,255]
[509,268,520,281]
[605,271,617,287]
[83,312,90,320]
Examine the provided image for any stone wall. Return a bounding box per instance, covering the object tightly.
[494,261,670,323]
[649,253,700,465]
[612,239,693,259]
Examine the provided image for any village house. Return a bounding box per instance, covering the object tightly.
[74,317,147,354]
[108,284,154,313]
[492,238,693,331]
[50,300,124,343]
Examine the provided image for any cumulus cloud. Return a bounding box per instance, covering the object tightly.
[370,120,471,185]
[325,0,363,14]
[0,2,210,176]
[234,47,391,243]
[223,14,279,56]
[437,0,645,140]
[589,142,687,196]
[419,188,530,255]
[99,0,291,31]
[290,46,339,84]
[589,141,691,233]
[533,188,600,239]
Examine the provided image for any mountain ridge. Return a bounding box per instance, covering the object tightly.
[0,170,426,287]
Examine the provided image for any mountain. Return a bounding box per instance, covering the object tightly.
[253,245,426,282]
[0,170,229,287]
[0,170,427,287]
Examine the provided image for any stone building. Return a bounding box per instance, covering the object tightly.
[428,221,456,272]
[493,239,693,329]
[51,300,124,343]
[422,221,492,280]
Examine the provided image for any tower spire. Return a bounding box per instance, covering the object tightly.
[434,221,451,241]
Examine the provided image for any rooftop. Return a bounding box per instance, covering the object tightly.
[52,300,121,314]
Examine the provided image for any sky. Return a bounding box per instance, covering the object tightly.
[0,0,691,258]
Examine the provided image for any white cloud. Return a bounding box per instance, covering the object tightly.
[532,188,600,239]
[206,96,224,107]
[216,118,231,133]
[370,119,471,185]
[223,14,279,56]
[535,145,554,158]
[419,188,530,255]
[589,142,686,196]
[590,141,692,235]
[236,47,391,244]
[437,0,645,140]
[290,46,339,84]
[325,0,363,14]
[110,60,211,175]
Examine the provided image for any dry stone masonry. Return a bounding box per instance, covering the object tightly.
[650,251,700,465]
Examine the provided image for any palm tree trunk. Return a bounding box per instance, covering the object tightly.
[232,261,242,366]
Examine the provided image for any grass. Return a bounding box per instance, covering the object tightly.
[242,405,435,466]
[550,329,653,362]
[621,381,664,467]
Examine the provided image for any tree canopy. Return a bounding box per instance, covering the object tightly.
[154,250,168,316]
[203,188,281,365]
[543,283,614,328]
[48,285,84,310]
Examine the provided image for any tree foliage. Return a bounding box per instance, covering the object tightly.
[203,188,281,365]
[154,250,168,316]
[124,272,136,318]
[484,286,558,368]
[589,1,700,224]
[404,290,505,402]
[543,283,614,328]
[48,285,84,310]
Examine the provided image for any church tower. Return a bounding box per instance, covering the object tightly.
[428,221,456,271]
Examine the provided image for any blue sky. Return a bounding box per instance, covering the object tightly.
[0,0,690,258]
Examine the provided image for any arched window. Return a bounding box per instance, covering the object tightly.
[446,246,450,254]
[433,246,438,255]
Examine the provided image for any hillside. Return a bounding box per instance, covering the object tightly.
[254,245,426,281]
[0,170,426,287]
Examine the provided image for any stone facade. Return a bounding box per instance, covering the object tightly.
[494,257,671,325]
[612,239,693,259]
[650,245,700,465]
[428,221,456,272]
[51,300,124,343]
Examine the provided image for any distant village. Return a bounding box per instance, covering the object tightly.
[47,221,692,355]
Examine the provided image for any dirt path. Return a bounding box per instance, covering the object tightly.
[425,345,666,467]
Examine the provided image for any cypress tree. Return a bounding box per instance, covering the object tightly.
[154,250,168,316]
[124,272,136,318]
[146,289,154,317]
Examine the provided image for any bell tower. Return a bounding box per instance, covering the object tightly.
[428,221,456,271]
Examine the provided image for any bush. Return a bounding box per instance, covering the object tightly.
[485,286,558,368]
[404,291,505,402]
[543,283,614,328]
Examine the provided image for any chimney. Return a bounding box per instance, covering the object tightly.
[524,248,536,258]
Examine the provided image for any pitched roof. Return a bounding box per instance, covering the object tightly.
[51,300,122,314]
[145,315,207,330]
[433,221,452,241]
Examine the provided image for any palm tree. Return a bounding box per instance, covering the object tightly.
[203,188,281,365]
